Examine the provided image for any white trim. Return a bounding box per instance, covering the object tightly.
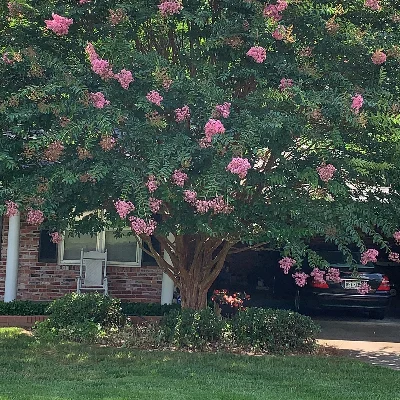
[161,234,175,304]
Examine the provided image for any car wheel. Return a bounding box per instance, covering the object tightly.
[369,309,386,320]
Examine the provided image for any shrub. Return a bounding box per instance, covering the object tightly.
[0,300,49,315]
[121,302,180,316]
[34,293,125,342]
[230,308,319,354]
[160,308,226,349]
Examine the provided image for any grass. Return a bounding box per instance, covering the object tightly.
[0,328,399,400]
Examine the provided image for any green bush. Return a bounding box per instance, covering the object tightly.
[160,308,225,349]
[0,301,50,315]
[34,293,125,342]
[121,302,180,316]
[230,308,319,354]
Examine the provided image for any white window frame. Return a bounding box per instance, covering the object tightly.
[58,227,142,267]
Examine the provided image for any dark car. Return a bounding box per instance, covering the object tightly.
[295,252,393,319]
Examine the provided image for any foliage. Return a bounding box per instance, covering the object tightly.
[34,292,125,342]
[0,300,49,315]
[2,1,400,307]
[121,302,180,316]
[230,308,319,353]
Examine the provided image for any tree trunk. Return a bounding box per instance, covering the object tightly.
[179,280,208,310]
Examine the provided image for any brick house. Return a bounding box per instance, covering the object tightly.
[0,213,175,304]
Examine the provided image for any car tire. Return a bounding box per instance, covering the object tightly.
[369,309,386,320]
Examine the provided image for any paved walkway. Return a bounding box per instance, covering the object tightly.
[316,318,400,370]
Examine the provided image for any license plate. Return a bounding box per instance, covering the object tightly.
[343,280,362,290]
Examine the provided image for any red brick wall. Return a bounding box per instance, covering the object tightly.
[0,217,162,302]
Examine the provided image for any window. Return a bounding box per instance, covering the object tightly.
[38,230,58,263]
[59,229,142,266]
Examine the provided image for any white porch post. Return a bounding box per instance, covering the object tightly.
[4,212,21,302]
[160,234,175,305]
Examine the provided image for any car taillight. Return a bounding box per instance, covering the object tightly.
[310,280,329,289]
[377,275,391,291]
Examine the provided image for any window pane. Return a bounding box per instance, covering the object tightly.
[63,232,97,260]
[39,230,57,262]
[105,231,138,263]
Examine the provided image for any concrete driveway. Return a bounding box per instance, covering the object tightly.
[316,317,400,370]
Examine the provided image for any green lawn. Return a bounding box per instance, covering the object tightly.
[0,328,398,400]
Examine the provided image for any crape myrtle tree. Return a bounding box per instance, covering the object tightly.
[1,0,400,308]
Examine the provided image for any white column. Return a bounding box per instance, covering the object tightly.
[160,234,175,305]
[4,213,21,302]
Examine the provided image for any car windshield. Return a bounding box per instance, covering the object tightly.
[317,251,375,271]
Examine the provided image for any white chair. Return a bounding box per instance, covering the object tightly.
[77,249,108,295]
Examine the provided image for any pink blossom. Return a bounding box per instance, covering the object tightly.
[90,92,110,108]
[357,281,371,295]
[204,119,225,143]
[317,163,337,182]
[50,232,63,244]
[149,197,162,213]
[279,78,293,91]
[272,26,285,40]
[361,248,378,265]
[114,69,133,89]
[5,201,18,217]
[292,271,309,287]
[26,209,44,225]
[214,102,231,118]
[325,268,341,283]
[162,78,173,90]
[85,43,115,80]
[114,199,135,219]
[145,175,158,193]
[146,90,163,106]
[351,94,364,114]
[183,190,197,204]
[371,50,387,65]
[195,200,210,214]
[226,157,251,179]
[172,170,188,187]
[246,46,267,63]
[199,138,212,148]
[388,252,400,262]
[279,257,296,274]
[364,0,381,11]
[393,231,400,243]
[175,105,190,122]
[129,216,157,236]
[263,1,288,22]
[2,53,14,64]
[158,0,183,17]
[310,268,325,283]
[79,0,90,4]
[44,13,73,36]
[208,196,233,214]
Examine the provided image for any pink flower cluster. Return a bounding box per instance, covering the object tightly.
[226,157,251,179]
[279,78,293,91]
[2,53,14,65]
[85,43,114,80]
[279,257,296,274]
[263,1,288,22]
[26,209,44,226]
[50,232,63,244]
[114,69,134,90]
[114,199,135,219]
[310,267,325,283]
[204,119,225,143]
[364,0,381,11]
[388,252,400,262]
[158,0,183,17]
[371,50,387,65]
[90,92,110,108]
[129,216,157,236]
[393,231,400,243]
[325,268,341,283]
[172,170,188,187]
[361,248,378,265]
[149,197,162,213]
[272,25,286,40]
[79,0,90,4]
[45,13,73,36]
[214,102,231,118]
[246,46,267,63]
[146,90,163,106]
[357,281,371,295]
[5,201,18,217]
[195,197,233,215]
[175,105,190,122]
[317,163,336,182]
[183,190,197,204]
[145,175,158,193]
[292,271,309,287]
[351,94,364,114]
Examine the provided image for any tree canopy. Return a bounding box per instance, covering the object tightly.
[1,0,400,307]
